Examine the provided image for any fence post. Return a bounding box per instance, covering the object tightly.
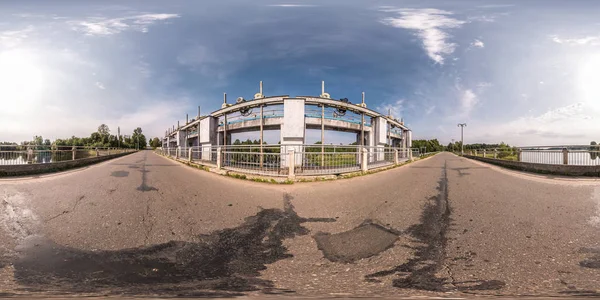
[216,147,222,170]
[483,149,486,158]
[408,149,413,161]
[361,148,368,172]
[474,150,478,156]
[563,148,569,165]
[27,148,33,164]
[188,147,192,162]
[394,149,399,165]
[96,148,99,157]
[288,150,295,179]
[517,149,522,162]
[71,146,76,160]
[494,149,497,159]
[108,148,111,155]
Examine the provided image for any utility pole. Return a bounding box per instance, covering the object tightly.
[457,123,467,155]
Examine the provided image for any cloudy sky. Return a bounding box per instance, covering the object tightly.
[1,0,599,146]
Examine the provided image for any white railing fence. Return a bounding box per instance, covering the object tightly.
[466,145,600,166]
[157,145,422,177]
[0,146,136,166]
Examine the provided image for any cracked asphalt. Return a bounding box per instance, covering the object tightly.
[1,151,600,297]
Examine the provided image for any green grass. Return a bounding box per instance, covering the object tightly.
[304,153,358,167]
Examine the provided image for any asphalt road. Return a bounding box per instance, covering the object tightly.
[1,151,600,297]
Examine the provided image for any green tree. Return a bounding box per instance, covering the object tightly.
[150,137,161,148]
[131,127,147,149]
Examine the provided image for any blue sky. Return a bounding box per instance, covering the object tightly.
[1,0,599,146]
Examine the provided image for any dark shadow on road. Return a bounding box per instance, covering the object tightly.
[12,194,335,297]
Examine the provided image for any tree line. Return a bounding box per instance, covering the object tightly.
[412,139,516,153]
[1,124,148,150]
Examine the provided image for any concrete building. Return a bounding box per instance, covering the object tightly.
[162,82,412,162]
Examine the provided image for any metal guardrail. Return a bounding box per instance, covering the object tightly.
[466,145,600,166]
[0,147,135,166]
[158,145,419,177]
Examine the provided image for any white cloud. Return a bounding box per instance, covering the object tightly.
[460,89,478,115]
[0,26,34,48]
[380,8,465,64]
[533,102,586,123]
[471,39,485,48]
[70,14,179,36]
[377,99,405,119]
[464,102,599,146]
[551,35,600,46]
[95,81,105,89]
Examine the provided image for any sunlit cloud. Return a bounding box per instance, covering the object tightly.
[551,35,600,46]
[380,8,465,64]
[95,81,106,89]
[377,99,405,119]
[69,13,180,36]
[0,26,34,48]
[471,39,485,48]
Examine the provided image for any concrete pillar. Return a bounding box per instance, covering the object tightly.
[95,148,99,157]
[483,149,486,157]
[374,117,388,161]
[361,148,368,172]
[494,149,498,159]
[288,149,295,179]
[408,149,413,161]
[368,122,375,162]
[188,147,192,162]
[72,146,76,160]
[394,149,399,164]
[280,98,305,168]
[563,148,569,165]
[27,148,33,164]
[216,147,223,169]
[176,147,180,159]
[517,149,522,162]
[200,116,218,160]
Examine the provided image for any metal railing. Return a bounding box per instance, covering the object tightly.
[295,145,361,175]
[467,145,600,166]
[157,144,420,177]
[218,108,284,126]
[0,146,135,166]
[304,108,372,127]
[223,150,282,175]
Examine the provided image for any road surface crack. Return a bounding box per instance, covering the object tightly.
[45,195,85,222]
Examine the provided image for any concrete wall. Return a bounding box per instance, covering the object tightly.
[464,155,600,177]
[0,151,135,177]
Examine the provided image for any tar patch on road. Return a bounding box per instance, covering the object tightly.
[12,193,335,297]
[136,152,158,192]
[315,220,400,263]
[110,171,129,177]
[579,247,600,269]
[366,161,505,292]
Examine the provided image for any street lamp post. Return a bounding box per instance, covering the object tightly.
[457,123,467,155]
